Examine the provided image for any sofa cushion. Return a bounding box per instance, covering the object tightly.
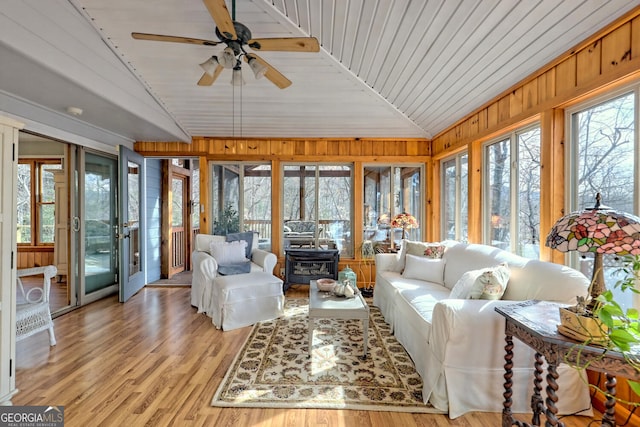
[469,263,510,299]
[449,263,510,299]
[396,240,447,272]
[402,254,446,284]
[226,232,254,259]
[209,240,248,264]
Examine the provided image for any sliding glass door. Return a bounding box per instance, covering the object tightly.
[79,151,118,303]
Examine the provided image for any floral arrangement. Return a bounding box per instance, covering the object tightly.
[391,212,419,229]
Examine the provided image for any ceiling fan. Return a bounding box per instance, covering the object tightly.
[131,0,319,89]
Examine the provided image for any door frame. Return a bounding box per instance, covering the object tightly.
[162,160,193,279]
[118,146,145,302]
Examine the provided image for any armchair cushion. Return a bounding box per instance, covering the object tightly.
[218,261,252,276]
[226,232,255,259]
[209,240,248,264]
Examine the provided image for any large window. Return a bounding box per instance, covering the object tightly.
[283,164,353,257]
[483,125,541,258]
[441,153,468,242]
[363,165,423,250]
[569,91,637,309]
[210,163,272,250]
[17,160,62,245]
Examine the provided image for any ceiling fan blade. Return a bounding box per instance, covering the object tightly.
[202,0,237,40]
[132,32,220,46]
[197,64,224,86]
[248,37,320,52]
[244,55,292,89]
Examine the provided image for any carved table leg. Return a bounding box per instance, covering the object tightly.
[503,333,516,427]
[530,352,544,426]
[601,373,617,427]
[544,363,564,427]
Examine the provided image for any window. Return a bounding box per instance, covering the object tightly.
[569,91,637,309]
[283,164,353,257]
[441,153,468,242]
[210,163,272,250]
[363,165,423,250]
[483,126,541,258]
[17,160,62,245]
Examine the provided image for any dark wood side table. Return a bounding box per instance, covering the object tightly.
[495,300,640,427]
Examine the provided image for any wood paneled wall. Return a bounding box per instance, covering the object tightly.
[135,138,430,286]
[17,247,54,269]
[136,138,429,159]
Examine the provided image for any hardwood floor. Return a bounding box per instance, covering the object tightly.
[14,285,596,426]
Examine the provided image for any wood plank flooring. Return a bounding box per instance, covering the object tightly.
[14,285,597,426]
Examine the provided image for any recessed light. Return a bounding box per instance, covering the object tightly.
[66,106,83,116]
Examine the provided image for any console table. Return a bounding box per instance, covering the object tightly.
[284,248,339,292]
[495,300,640,427]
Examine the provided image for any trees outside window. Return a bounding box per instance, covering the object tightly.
[570,91,636,309]
[363,165,423,249]
[283,164,353,257]
[441,153,468,242]
[484,126,540,258]
[210,163,272,249]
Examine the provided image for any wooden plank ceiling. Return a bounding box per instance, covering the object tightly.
[5,0,640,142]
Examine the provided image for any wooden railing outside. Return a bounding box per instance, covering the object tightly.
[170,228,185,275]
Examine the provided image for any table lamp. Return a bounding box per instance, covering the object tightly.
[546,193,640,311]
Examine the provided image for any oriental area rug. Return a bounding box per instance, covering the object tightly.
[211,298,444,413]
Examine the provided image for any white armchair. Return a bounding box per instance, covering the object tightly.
[191,233,278,314]
[16,265,57,346]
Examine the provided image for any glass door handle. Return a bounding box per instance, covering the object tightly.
[72,216,80,232]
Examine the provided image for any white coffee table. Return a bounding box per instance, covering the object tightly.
[308,279,370,359]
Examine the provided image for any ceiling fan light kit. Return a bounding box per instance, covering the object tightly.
[131,0,319,89]
[199,56,218,74]
[231,66,245,87]
[247,55,267,79]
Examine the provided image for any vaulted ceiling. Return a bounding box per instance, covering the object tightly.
[1,1,639,144]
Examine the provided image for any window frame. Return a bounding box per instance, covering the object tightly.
[363,163,425,245]
[17,158,62,247]
[281,162,354,257]
[481,123,541,257]
[440,152,468,242]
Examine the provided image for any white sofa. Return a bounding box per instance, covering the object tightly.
[373,240,593,419]
[191,233,280,327]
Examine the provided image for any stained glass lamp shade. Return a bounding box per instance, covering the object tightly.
[546,193,640,308]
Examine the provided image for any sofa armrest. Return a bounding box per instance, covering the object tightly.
[429,299,532,371]
[375,253,399,272]
[192,250,219,278]
[251,248,277,274]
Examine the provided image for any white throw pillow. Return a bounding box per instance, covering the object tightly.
[468,263,510,300]
[449,270,480,299]
[450,263,510,300]
[402,254,446,284]
[209,240,248,264]
[396,240,446,272]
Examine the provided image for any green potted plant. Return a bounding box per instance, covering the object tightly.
[591,254,640,397]
[564,254,640,401]
[213,203,240,235]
